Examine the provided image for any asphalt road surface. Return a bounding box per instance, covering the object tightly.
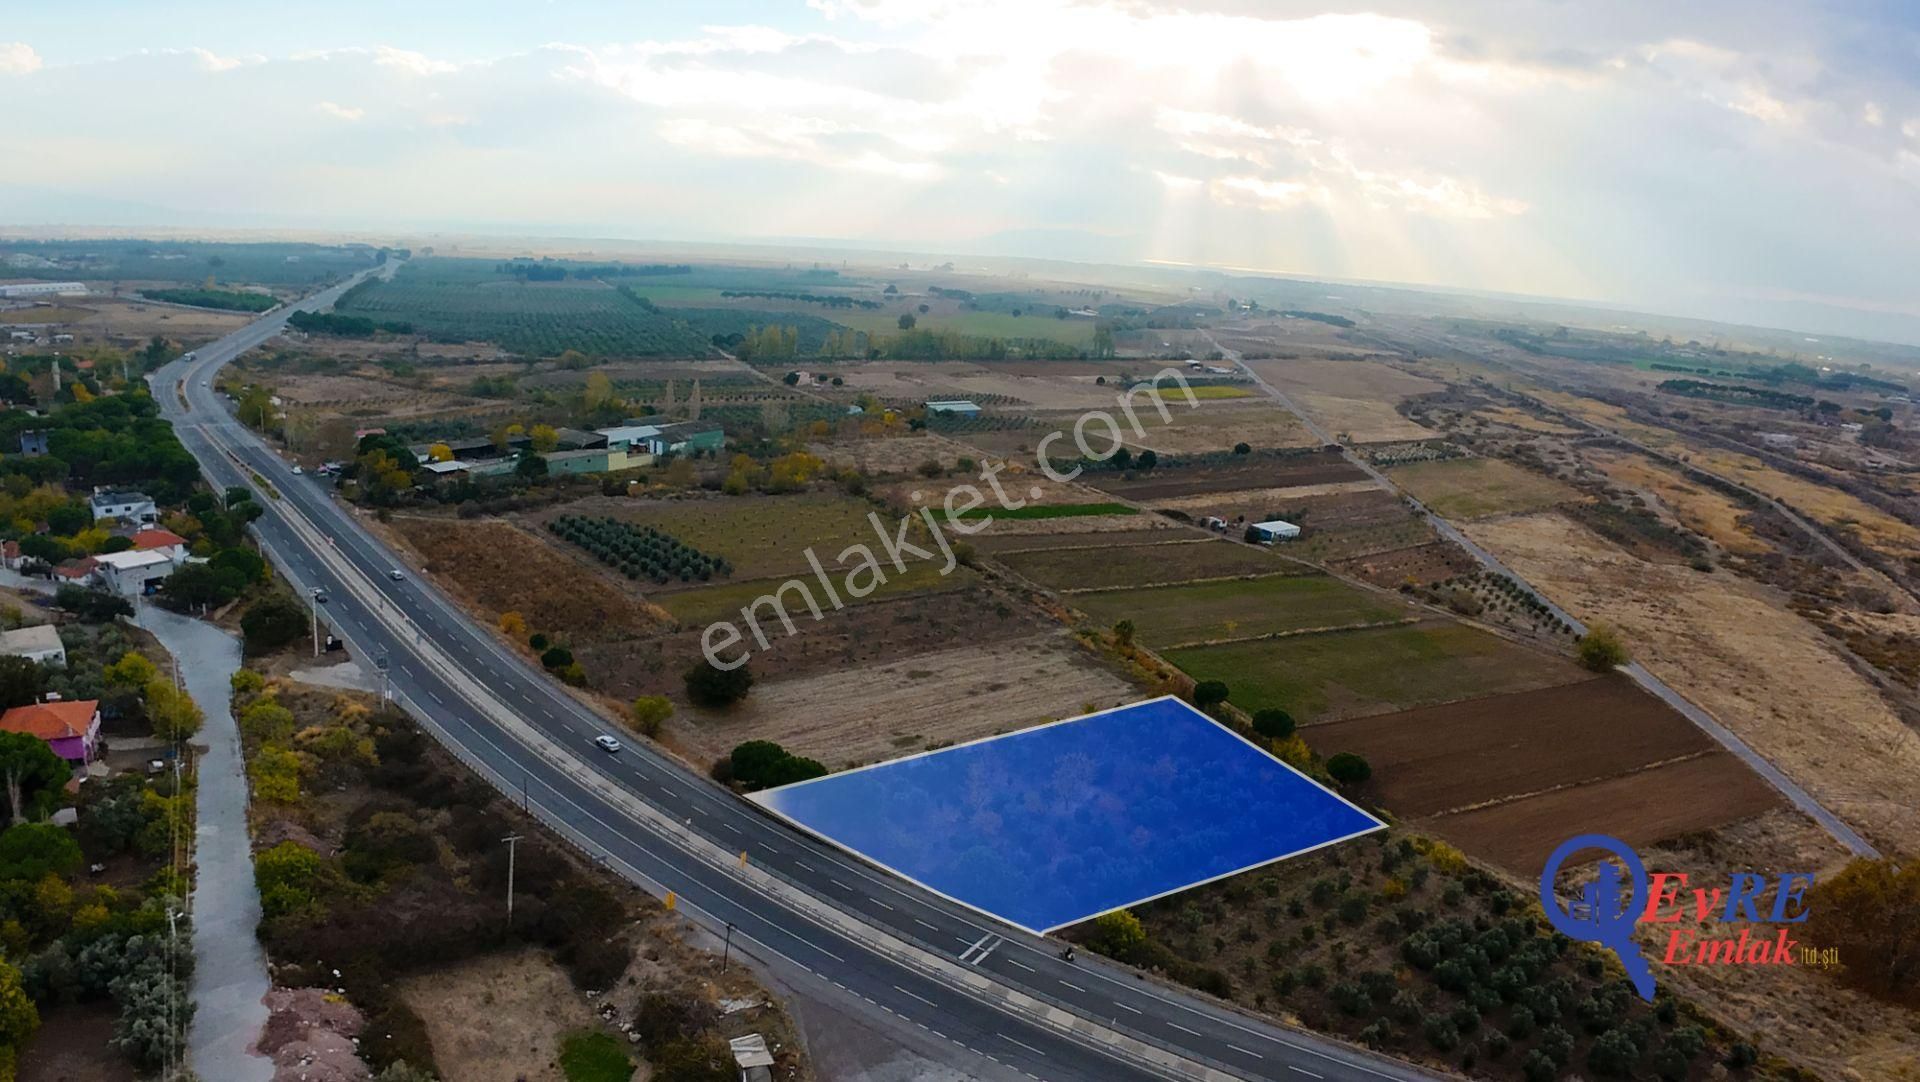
[155,267,1441,1082]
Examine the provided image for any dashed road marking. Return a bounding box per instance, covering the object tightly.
[1000,1034,1047,1057]
[1228,1044,1262,1059]
[1288,1067,1323,1078]
[1168,1022,1202,1037]
[894,984,937,1007]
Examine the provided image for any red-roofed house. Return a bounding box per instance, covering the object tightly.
[53,557,98,585]
[131,528,189,562]
[0,699,101,765]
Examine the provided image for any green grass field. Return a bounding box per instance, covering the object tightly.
[1165,621,1582,723]
[996,539,1300,591]
[1073,573,1405,647]
[558,1031,631,1082]
[1184,384,1258,399]
[1386,457,1580,520]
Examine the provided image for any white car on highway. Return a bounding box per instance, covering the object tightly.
[594,735,623,754]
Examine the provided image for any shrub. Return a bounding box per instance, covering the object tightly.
[240,594,308,655]
[0,824,82,881]
[1330,980,1371,1016]
[727,740,826,791]
[684,660,753,707]
[229,669,266,695]
[1326,753,1371,785]
[1251,708,1295,740]
[1423,1013,1459,1051]
[255,841,328,919]
[1088,910,1147,961]
[1586,1029,1641,1077]
[1576,624,1630,672]
[1522,1050,1557,1082]
[628,696,672,738]
[1191,680,1229,708]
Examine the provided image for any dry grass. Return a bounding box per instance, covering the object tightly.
[401,950,599,1082]
[1245,357,1443,442]
[1585,447,1769,554]
[1388,457,1582,520]
[1689,445,1920,558]
[1466,510,1920,853]
[387,514,668,641]
[1119,400,1319,454]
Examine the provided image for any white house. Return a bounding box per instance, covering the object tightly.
[1249,519,1301,544]
[88,488,158,525]
[93,550,179,596]
[0,625,66,667]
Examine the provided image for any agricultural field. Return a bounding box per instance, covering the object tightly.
[387,515,669,641]
[1330,541,1478,588]
[337,258,716,356]
[1117,400,1319,454]
[1,292,253,348]
[805,433,973,477]
[830,307,1098,348]
[1245,357,1444,442]
[834,360,1121,410]
[579,584,1052,703]
[1081,449,1366,501]
[1164,620,1584,724]
[1387,456,1581,520]
[650,561,973,625]
[1466,509,1920,853]
[668,632,1137,771]
[972,523,1184,553]
[1423,753,1781,873]
[0,238,382,285]
[1072,573,1407,648]
[993,538,1296,591]
[1686,444,1920,559]
[540,492,900,582]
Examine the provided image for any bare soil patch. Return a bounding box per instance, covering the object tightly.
[1331,541,1476,587]
[1084,449,1365,501]
[580,584,1052,702]
[400,949,600,1082]
[1418,752,1781,875]
[671,632,1136,770]
[18,1003,138,1082]
[1119,400,1318,454]
[1312,676,1721,816]
[974,526,1188,554]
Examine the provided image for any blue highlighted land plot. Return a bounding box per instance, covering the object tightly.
[751,697,1385,933]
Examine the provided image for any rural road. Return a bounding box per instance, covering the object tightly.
[154,266,1445,1082]
[1211,332,1880,860]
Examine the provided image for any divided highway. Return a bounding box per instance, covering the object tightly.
[158,268,1440,1082]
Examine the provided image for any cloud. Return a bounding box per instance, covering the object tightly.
[0,42,41,75]
[4,2,1917,336]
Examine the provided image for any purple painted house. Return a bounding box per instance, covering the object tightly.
[0,699,100,766]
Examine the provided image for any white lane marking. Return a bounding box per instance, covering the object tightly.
[1000,1034,1047,1057]
[1114,1001,1142,1015]
[793,860,814,872]
[1005,959,1034,973]
[1288,1068,1323,1078]
[873,899,895,911]
[1167,1022,1202,1037]
[1228,1044,1263,1059]
[914,918,939,932]
[427,690,444,705]
[1058,979,1086,993]
[830,879,853,892]
[894,984,938,1007]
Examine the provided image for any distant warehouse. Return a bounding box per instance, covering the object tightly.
[1249,519,1301,544]
[925,399,982,417]
[0,282,88,299]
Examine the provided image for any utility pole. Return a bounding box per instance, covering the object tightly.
[310,591,320,657]
[722,922,735,973]
[502,833,523,925]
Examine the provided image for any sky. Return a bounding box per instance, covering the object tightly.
[3,0,1918,340]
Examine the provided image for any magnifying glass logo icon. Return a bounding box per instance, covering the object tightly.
[1539,833,1656,1002]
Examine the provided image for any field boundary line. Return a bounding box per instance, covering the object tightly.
[1417,749,1724,818]
[1157,617,1420,653]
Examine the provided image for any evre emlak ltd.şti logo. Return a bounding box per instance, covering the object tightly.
[1539,834,1818,1001]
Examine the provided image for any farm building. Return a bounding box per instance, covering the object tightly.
[0,282,87,299]
[0,625,66,667]
[1249,520,1302,544]
[926,399,982,417]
